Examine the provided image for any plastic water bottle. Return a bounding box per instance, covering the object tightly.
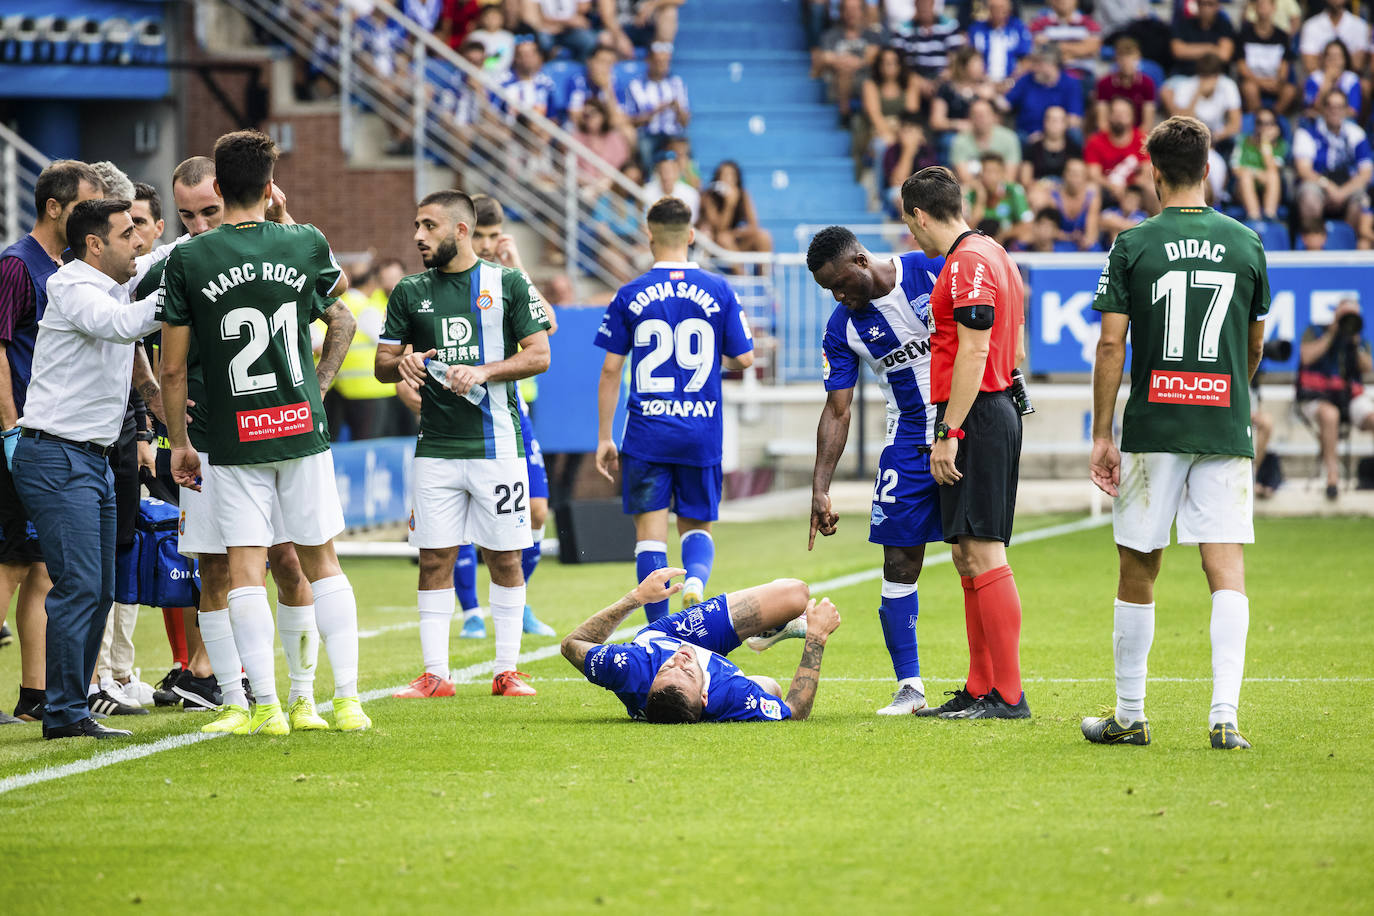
[424,357,486,406]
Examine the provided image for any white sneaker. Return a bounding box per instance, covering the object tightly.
[120,670,156,706]
[876,683,926,716]
[100,678,139,708]
[745,614,807,653]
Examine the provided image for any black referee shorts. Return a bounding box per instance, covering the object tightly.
[938,391,1022,545]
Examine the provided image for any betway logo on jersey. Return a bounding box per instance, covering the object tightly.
[237,401,314,441]
[1147,370,1231,406]
[640,399,718,418]
[880,337,931,370]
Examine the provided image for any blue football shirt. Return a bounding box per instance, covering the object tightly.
[583,631,791,722]
[595,261,754,467]
[822,251,944,449]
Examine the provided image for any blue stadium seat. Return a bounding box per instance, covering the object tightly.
[1245,219,1291,251]
[542,58,581,118]
[1137,59,1166,91]
[1295,220,1357,250]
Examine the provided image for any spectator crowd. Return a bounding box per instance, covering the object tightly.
[808,0,1374,252]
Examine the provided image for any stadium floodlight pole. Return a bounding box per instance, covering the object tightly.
[339,3,353,157]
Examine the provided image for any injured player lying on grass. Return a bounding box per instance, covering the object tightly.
[559,568,840,722]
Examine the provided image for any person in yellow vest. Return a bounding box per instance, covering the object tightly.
[326,260,404,440]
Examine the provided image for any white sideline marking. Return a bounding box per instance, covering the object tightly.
[0,627,639,798]
[0,516,1110,796]
[805,514,1110,593]
[532,675,1374,685]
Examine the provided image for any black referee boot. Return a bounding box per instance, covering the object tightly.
[916,686,977,717]
[942,688,1030,720]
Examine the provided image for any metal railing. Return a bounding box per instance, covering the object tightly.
[0,123,51,248]
[220,0,747,291]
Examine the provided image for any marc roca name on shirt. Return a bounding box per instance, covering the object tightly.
[200,262,311,302]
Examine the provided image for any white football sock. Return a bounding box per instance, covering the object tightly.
[199,608,248,708]
[490,582,525,674]
[1113,598,1155,726]
[312,574,360,699]
[227,587,278,706]
[898,676,926,696]
[276,602,319,703]
[1209,589,1249,728]
[418,588,455,678]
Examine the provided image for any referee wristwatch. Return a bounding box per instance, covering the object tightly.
[935,421,965,441]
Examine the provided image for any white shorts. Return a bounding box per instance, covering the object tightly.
[209,450,345,548]
[179,452,290,556]
[1113,452,1254,553]
[409,456,532,551]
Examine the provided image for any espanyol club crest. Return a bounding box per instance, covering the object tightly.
[477,289,494,310]
[408,510,415,531]
[179,511,186,535]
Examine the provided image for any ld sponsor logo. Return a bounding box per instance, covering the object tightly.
[1147,370,1231,406]
[236,401,313,441]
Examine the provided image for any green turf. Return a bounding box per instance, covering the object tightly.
[0,515,1371,914]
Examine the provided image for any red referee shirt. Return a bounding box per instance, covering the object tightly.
[929,232,1024,403]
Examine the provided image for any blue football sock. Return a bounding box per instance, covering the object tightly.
[635,540,669,622]
[878,580,920,681]
[453,544,480,612]
[680,529,714,591]
[521,537,541,584]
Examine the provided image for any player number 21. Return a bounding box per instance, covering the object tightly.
[221,302,306,396]
[1150,269,1235,362]
[634,318,715,393]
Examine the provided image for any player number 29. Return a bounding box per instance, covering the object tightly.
[634,318,715,394]
[1150,269,1235,363]
[221,302,307,396]
[495,481,527,515]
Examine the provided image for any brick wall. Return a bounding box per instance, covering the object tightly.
[180,23,423,270]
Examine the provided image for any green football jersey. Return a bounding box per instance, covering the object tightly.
[380,259,550,460]
[161,221,340,465]
[1093,206,1270,456]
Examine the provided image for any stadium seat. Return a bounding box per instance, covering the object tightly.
[542,58,581,118]
[1245,219,1290,251]
[1294,220,1358,250]
[1137,58,1166,90]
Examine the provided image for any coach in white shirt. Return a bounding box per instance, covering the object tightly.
[6,198,163,740]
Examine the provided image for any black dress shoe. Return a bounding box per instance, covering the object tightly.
[43,716,134,740]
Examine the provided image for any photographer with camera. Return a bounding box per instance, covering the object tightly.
[1298,299,1374,500]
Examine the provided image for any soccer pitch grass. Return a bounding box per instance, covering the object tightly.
[0,515,1370,914]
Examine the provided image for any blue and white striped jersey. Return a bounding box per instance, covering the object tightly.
[822,251,944,448]
[625,73,689,137]
[1293,117,1374,177]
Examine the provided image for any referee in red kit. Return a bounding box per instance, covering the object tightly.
[899,166,1029,720]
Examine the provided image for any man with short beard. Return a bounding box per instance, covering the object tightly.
[375,190,552,699]
[1086,97,1159,213]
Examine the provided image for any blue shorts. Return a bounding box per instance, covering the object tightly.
[869,444,944,547]
[621,454,722,522]
[520,408,548,500]
[638,594,738,655]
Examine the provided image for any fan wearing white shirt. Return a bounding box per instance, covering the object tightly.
[8,198,167,741]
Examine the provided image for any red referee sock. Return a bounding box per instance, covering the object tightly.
[961,575,993,698]
[163,607,189,668]
[973,566,1023,702]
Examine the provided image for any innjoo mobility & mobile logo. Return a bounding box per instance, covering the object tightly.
[236,401,314,441]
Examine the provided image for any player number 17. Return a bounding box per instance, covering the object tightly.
[1150,269,1235,363]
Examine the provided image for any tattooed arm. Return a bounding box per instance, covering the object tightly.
[561,566,686,669]
[132,344,165,425]
[316,300,356,396]
[784,597,841,721]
